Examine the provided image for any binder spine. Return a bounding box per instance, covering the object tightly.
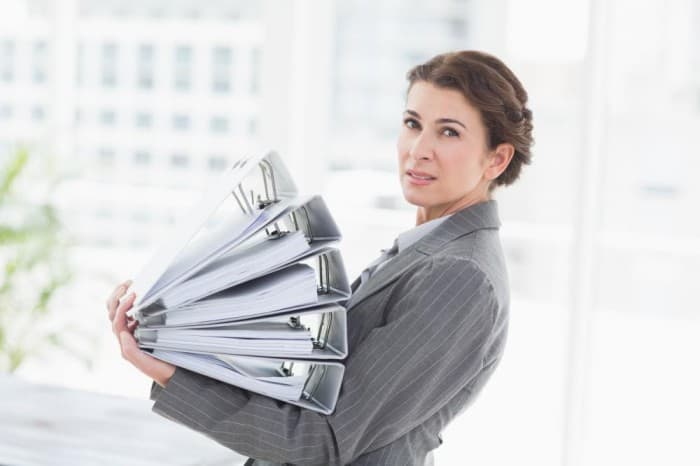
[133,152,347,413]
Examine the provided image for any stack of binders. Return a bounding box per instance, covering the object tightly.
[127,152,350,415]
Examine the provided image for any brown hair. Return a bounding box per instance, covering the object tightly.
[406,50,533,189]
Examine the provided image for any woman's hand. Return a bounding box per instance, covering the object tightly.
[106,280,176,387]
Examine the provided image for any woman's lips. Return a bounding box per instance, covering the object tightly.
[406,169,436,186]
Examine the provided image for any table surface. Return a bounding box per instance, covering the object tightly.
[0,374,246,466]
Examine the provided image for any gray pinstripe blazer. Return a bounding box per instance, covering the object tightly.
[150,200,510,466]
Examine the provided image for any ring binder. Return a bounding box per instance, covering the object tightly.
[129,152,348,414]
[150,349,345,415]
[136,250,349,327]
[136,304,348,360]
[132,196,347,316]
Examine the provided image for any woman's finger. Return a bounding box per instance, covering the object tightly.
[112,292,136,337]
[106,280,130,308]
[106,279,132,318]
[127,319,138,332]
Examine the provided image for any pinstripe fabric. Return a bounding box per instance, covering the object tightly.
[151,200,510,466]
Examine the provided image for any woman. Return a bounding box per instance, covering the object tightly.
[107,50,533,465]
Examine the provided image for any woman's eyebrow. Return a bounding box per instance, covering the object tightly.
[404,109,421,119]
[403,110,467,130]
[436,118,466,129]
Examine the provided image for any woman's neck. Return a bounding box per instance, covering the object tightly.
[415,192,490,225]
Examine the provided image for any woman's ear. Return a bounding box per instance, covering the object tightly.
[485,143,515,181]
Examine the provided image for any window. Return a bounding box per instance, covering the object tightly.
[98,147,115,165]
[0,105,13,120]
[95,208,112,219]
[170,153,189,167]
[212,46,232,93]
[33,41,48,84]
[100,110,116,126]
[250,47,261,94]
[208,155,227,171]
[172,114,190,130]
[174,45,192,91]
[137,44,154,89]
[448,18,467,37]
[135,112,153,128]
[101,43,118,87]
[248,118,258,135]
[133,150,151,165]
[131,211,150,223]
[114,7,129,18]
[76,43,84,86]
[210,116,229,133]
[31,106,45,121]
[1,41,14,82]
[148,8,165,18]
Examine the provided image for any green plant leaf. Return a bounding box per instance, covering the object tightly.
[8,347,26,373]
[0,148,77,373]
[0,148,28,204]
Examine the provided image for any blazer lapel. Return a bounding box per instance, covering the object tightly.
[344,247,428,309]
[345,200,501,310]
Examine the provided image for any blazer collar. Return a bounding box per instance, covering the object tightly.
[345,200,501,310]
[414,199,501,255]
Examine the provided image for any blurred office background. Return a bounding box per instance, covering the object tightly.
[0,0,698,465]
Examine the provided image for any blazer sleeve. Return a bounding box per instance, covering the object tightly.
[150,255,500,465]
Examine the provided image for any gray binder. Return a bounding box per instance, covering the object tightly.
[128,152,350,415]
[128,151,299,318]
[136,248,350,327]
[150,349,345,415]
[135,195,343,315]
[136,303,348,360]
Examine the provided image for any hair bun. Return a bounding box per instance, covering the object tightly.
[506,107,524,122]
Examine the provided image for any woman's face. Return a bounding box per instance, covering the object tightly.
[397,81,495,219]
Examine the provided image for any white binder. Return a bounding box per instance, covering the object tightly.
[136,195,343,313]
[135,248,350,326]
[127,151,298,317]
[150,350,345,415]
[129,153,350,414]
[136,303,348,360]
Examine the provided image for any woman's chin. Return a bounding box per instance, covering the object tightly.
[401,189,433,208]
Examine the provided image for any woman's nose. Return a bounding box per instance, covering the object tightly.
[409,132,435,161]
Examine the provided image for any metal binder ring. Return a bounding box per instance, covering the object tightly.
[301,365,327,401]
[257,159,279,208]
[313,313,332,350]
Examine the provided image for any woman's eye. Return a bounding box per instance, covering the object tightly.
[442,127,459,137]
[403,118,420,129]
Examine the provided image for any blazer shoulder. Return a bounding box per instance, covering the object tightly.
[432,228,510,310]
